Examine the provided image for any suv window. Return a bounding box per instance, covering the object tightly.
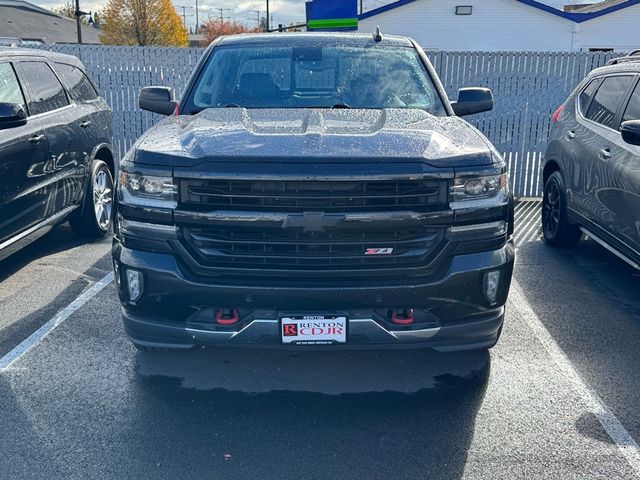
[54,63,99,102]
[578,79,599,113]
[622,81,640,123]
[20,61,69,115]
[0,62,26,108]
[585,75,634,128]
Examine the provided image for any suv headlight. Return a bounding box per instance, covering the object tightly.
[451,173,509,208]
[118,171,177,209]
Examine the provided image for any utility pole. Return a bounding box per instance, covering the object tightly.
[266,0,270,31]
[176,5,193,27]
[359,0,363,15]
[243,9,261,28]
[216,7,230,27]
[75,0,83,43]
[194,0,199,33]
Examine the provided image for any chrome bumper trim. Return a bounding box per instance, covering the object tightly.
[185,318,441,343]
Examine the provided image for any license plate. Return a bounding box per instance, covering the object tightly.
[281,315,347,345]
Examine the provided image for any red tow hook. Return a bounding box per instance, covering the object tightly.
[391,309,415,325]
[216,308,240,325]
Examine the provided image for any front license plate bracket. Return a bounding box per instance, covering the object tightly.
[280,315,348,345]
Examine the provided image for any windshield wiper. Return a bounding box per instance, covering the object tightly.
[224,103,240,108]
[331,103,351,109]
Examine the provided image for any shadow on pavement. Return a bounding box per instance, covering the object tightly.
[126,348,491,480]
[0,223,110,283]
[513,238,640,444]
[0,376,69,478]
[0,235,112,358]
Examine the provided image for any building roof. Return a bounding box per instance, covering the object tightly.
[359,0,640,23]
[572,0,628,11]
[0,0,101,44]
[0,0,51,15]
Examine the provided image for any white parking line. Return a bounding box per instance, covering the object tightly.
[510,279,640,475]
[0,272,114,372]
[2,249,638,476]
[514,201,541,246]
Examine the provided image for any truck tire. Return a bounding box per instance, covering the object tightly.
[542,171,582,247]
[70,159,114,238]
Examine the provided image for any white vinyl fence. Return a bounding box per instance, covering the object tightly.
[42,45,621,197]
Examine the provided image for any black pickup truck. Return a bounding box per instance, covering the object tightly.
[113,33,515,352]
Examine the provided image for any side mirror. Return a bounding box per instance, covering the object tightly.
[451,88,494,117]
[0,102,27,130]
[139,86,177,116]
[620,120,640,146]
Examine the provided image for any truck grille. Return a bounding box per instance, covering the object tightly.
[179,225,444,273]
[176,178,448,275]
[179,179,447,212]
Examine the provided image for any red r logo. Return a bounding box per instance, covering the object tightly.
[283,324,298,336]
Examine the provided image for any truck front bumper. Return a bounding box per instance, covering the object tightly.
[113,241,515,352]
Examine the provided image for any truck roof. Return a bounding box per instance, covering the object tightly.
[216,32,414,48]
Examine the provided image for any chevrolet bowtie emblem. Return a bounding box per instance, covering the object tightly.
[282,212,345,232]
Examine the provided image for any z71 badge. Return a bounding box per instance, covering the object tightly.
[365,248,394,255]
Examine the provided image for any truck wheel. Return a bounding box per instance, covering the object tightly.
[70,159,114,238]
[542,171,581,247]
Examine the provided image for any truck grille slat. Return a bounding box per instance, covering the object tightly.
[180,179,447,212]
[180,226,444,272]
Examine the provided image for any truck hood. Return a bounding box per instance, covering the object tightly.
[132,108,498,168]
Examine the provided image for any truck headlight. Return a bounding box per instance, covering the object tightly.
[118,171,177,209]
[451,173,509,208]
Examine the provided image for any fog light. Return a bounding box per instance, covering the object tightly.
[483,270,501,305]
[126,269,143,302]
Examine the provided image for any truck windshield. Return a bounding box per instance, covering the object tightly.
[187,44,445,115]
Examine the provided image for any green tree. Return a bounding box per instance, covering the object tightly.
[100,0,188,47]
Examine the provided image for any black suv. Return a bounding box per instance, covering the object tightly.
[113,33,515,352]
[0,48,115,260]
[542,51,640,269]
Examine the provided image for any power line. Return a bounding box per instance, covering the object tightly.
[214,7,230,26]
[175,4,194,27]
[243,9,261,27]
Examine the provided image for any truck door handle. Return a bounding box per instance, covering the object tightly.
[79,120,92,128]
[29,134,45,144]
[565,130,576,140]
[599,147,612,160]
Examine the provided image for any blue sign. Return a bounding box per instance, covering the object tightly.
[306,0,358,30]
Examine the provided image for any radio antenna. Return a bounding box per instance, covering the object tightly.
[373,25,383,42]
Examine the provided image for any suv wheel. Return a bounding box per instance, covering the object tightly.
[70,159,114,238]
[542,171,581,247]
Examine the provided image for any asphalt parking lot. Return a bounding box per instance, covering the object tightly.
[1,200,639,479]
